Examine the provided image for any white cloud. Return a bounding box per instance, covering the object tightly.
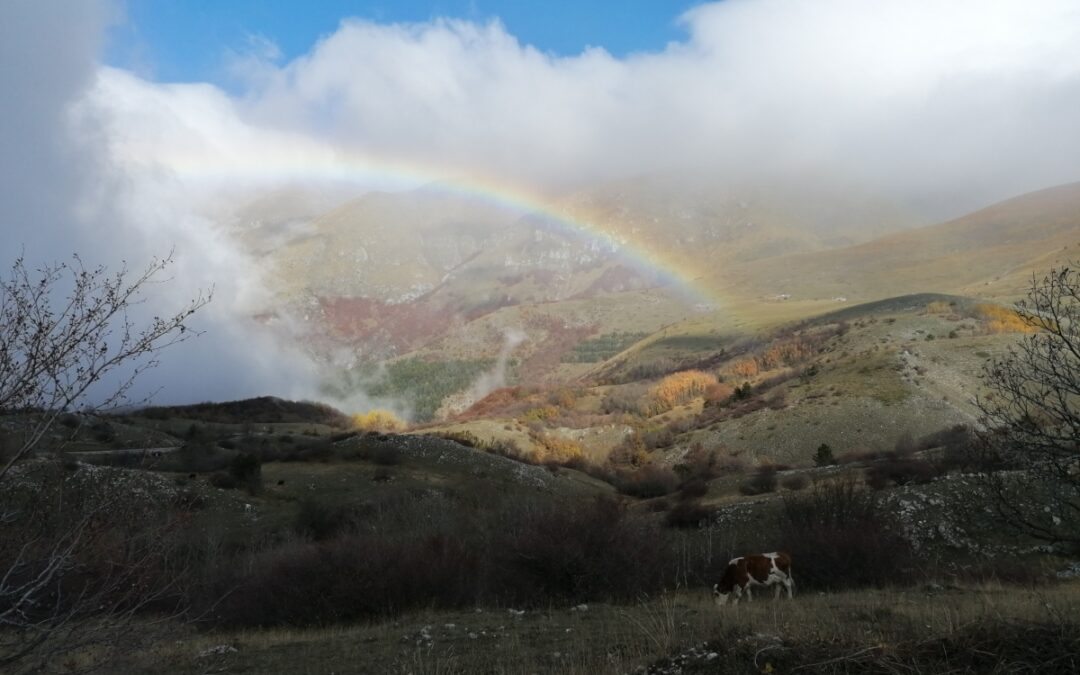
[86,1,1080,207]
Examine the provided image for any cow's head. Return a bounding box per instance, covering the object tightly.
[712,583,733,606]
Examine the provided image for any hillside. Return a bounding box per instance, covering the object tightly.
[413,294,1024,468]
[723,181,1080,304]
[254,177,931,371]
[6,282,1075,674]
[248,181,1076,421]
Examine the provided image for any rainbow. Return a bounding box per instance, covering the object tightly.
[158,146,721,307]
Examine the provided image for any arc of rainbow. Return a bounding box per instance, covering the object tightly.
[159,146,721,308]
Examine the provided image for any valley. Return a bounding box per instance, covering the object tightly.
[3,180,1078,674]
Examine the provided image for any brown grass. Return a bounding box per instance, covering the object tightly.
[116,583,1080,674]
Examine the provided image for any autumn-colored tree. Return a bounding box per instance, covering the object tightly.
[974,303,1039,334]
[549,387,578,408]
[728,358,760,379]
[647,370,718,414]
[351,409,406,432]
[521,404,559,422]
[704,382,736,404]
[538,434,584,463]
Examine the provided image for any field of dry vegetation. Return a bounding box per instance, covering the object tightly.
[86,584,1080,674]
[3,281,1077,674]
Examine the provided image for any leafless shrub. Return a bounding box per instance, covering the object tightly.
[664,500,714,529]
[614,465,681,498]
[781,473,809,491]
[739,466,778,495]
[780,476,914,589]
[0,252,209,671]
[864,458,940,490]
[975,265,1080,548]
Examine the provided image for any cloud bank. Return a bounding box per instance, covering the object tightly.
[4,0,1080,405]
[92,0,1080,204]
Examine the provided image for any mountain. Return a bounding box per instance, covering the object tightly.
[259,176,926,358]
[722,181,1080,304]
[242,179,1077,420]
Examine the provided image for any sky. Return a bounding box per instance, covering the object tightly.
[3,0,1080,408]
[107,1,698,85]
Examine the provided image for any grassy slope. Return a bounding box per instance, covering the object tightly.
[677,311,1014,466]
[722,181,1080,304]
[122,584,1080,674]
[415,294,1028,468]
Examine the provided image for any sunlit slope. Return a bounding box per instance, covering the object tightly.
[270,190,519,303]
[723,181,1080,304]
[420,294,1019,467]
[558,174,925,265]
[262,177,930,360]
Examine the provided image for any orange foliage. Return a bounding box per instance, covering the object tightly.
[926,301,952,314]
[758,339,815,370]
[456,387,529,421]
[538,435,584,463]
[704,382,736,403]
[351,409,406,432]
[648,370,718,415]
[521,405,559,422]
[725,336,818,379]
[974,304,1038,334]
[728,358,760,378]
[549,387,579,408]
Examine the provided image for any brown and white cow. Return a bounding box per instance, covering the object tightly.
[712,552,794,606]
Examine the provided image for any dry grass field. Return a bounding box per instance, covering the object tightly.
[109,582,1080,674]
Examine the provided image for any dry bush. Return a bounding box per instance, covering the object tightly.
[206,497,682,625]
[601,384,650,415]
[614,465,681,499]
[547,387,579,408]
[1,464,197,670]
[974,303,1039,334]
[865,458,940,490]
[781,473,809,491]
[678,478,710,501]
[641,426,676,450]
[664,500,714,529]
[520,404,559,423]
[536,434,584,463]
[351,409,406,432]
[728,358,760,379]
[780,477,914,589]
[495,497,676,604]
[295,498,356,541]
[738,466,778,495]
[647,370,718,415]
[608,432,649,467]
[207,533,483,627]
[703,382,736,404]
[675,443,718,481]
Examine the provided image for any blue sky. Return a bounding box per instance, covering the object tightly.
[107,1,699,84]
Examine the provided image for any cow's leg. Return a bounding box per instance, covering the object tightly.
[784,576,794,599]
[745,586,753,602]
[773,583,781,600]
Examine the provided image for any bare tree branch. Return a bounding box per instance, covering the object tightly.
[974,264,1080,549]
[0,251,211,672]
